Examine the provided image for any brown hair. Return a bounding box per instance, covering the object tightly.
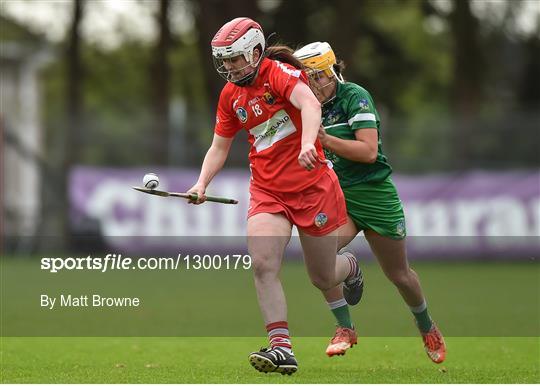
[333,59,346,81]
[264,45,306,70]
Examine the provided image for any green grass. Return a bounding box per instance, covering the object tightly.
[1,337,538,383]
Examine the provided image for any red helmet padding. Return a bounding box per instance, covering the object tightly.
[212,17,263,47]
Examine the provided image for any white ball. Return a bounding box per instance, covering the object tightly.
[143,173,159,189]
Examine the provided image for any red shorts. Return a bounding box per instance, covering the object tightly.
[248,168,347,236]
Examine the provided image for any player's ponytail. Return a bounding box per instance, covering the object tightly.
[333,59,346,81]
[265,45,305,70]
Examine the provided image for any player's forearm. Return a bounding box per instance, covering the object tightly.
[196,145,228,187]
[324,136,377,163]
[300,101,322,146]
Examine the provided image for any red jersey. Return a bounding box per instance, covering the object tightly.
[215,57,327,193]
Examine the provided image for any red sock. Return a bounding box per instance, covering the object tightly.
[266,321,292,353]
[345,253,358,280]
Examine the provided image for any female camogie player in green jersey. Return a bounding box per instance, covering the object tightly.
[294,42,447,364]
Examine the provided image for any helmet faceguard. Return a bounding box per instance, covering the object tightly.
[294,42,343,104]
[294,41,344,82]
[211,18,266,86]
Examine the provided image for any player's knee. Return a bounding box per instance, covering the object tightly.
[251,254,279,279]
[309,274,334,291]
[387,269,412,289]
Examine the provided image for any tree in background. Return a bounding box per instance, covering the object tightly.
[449,0,484,117]
[63,0,84,241]
[150,0,172,165]
[448,0,484,168]
[518,33,540,110]
[65,0,84,168]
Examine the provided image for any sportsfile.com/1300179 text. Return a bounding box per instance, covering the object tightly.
[40,254,252,273]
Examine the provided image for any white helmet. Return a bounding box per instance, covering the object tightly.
[211,17,266,86]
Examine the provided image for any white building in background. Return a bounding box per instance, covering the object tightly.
[1,17,52,239]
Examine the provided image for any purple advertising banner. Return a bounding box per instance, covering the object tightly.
[69,167,540,260]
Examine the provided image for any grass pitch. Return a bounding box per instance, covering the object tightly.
[1,337,538,383]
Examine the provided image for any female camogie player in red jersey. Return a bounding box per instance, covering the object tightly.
[187,18,362,375]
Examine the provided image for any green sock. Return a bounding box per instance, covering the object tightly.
[410,300,433,333]
[328,299,353,329]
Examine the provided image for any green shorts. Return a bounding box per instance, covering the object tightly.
[342,177,406,239]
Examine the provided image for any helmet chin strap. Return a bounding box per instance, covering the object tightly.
[230,55,263,87]
[231,66,260,87]
[315,79,337,105]
[322,93,337,106]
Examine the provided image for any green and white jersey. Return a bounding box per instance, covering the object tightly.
[322,81,392,186]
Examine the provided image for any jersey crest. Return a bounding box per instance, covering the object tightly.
[326,109,342,125]
[358,98,370,111]
[263,91,275,105]
[236,107,248,123]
